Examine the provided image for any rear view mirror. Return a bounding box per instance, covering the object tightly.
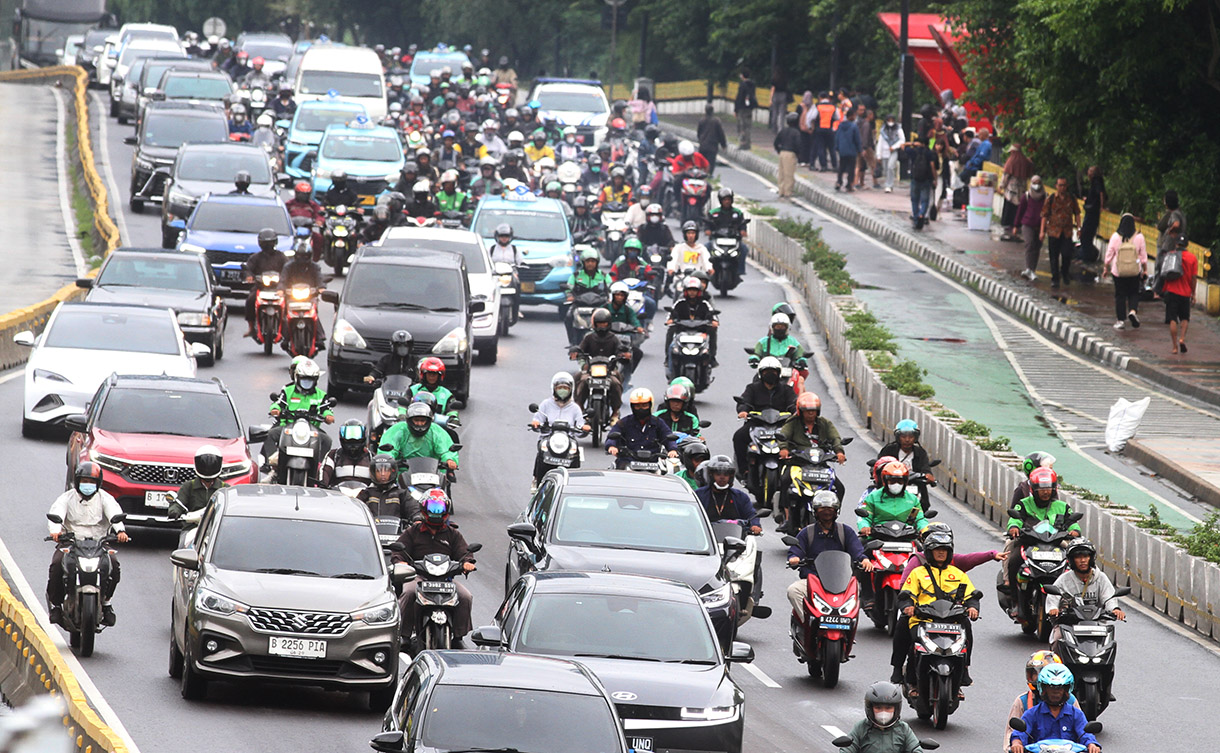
[781,535,799,547]
[842,437,854,445]
[832,737,853,749]
[320,289,339,305]
[110,513,127,524]
[1009,718,1027,732]
[13,330,35,347]
[63,414,88,432]
[699,419,712,429]
[170,548,200,571]
[924,509,938,519]
[1008,507,1023,519]
[189,342,212,360]
[721,536,746,559]
[369,731,405,753]
[1083,722,1102,734]
[391,562,415,584]
[470,300,486,314]
[1113,586,1132,598]
[726,641,754,663]
[853,507,868,518]
[919,739,940,751]
[466,543,483,554]
[123,135,137,146]
[1042,584,1062,596]
[75,278,94,289]
[46,513,63,524]
[755,508,771,519]
[470,625,503,647]
[929,459,942,468]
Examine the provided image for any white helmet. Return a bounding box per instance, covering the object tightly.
[413,179,432,193]
[256,112,274,128]
[440,169,460,184]
[551,371,575,401]
[758,356,783,372]
[683,276,702,291]
[507,130,524,145]
[678,140,695,156]
[770,312,791,327]
[610,281,629,296]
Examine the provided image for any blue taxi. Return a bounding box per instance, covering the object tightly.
[279,99,368,179]
[471,187,574,309]
[311,118,404,208]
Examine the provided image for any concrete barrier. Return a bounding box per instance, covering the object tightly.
[750,218,1220,642]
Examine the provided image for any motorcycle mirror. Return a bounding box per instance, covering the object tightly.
[742,347,754,354]
[1007,507,1024,519]
[386,541,405,553]
[842,437,854,445]
[247,424,269,443]
[918,739,940,751]
[924,509,938,519]
[699,419,712,429]
[390,561,414,584]
[755,508,772,518]
[1042,584,1062,595]
[213,285,231,296]
[726,640,754,663]
[46,513,63,524]
[853,507,868,518]
[1083,722,1103,734]
[1066,512,1084,524]
[929,459,942,468]
[832,737,853,748]
[721,536,747,558]
[466,543,483,554]
[781,535,799,547]
[109,513,127,524]
[606,432,622,442]
[1008,718,1027,733]
[269,391,280,401]
[751,604,772,619]
[864,540,883,551]
[1113,586,1132,598]
[123,135,137,146]
[450,443,463,452]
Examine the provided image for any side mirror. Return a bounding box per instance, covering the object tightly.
[76,278,94,289]
[189,342,212,360]
[726,641,754,663]
[470,300,486,314]
[369,731,405,753]
[1065,512,1084,524]
[213,285,231,296]
[1083,722,1103,734]
[699,419,712,429]
[148,90,165,101]
[277,175,296,187]
[170,548,200,571]
[123,135,137,146]
[919,739,940,751]
[467,543,483,554]
[929,459,942,468]
[13,330,35,347]
[842,437,854,445]
[470,625,504,647]
[247,424,269,443]
[391,561,415,584]
[924,509,938,519]
[607,432,622,442]
[1007,507,1024,519]
[320,289,339,305]
[269,391,281,401]
[1042,584,1062,596]
[1008,718,1027,733]
[46,513,64,524]
[63,414,88,432]
[853,507,868,518]
[1113,586,1132,598]
[507,522,540,552]
[755,508,772,519]
[781,535,799,547]
[832,737,853,749]
[864,540,883,551]
[721,536,747,559]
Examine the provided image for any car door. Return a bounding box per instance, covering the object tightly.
[390,661,428,737]
[67,382,108,474]
[494,578,530,647]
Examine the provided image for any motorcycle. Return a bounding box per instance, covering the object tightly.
[237,84,270,119]
[741,409,792,509]
[251,271,284,355]
[599,201,630,262]
[267,393,336,486]
[610,320,644,378]
[400,542,482,653]
[572,351,620,447]
[858,515,926,634]
[782,547,859,687]
[557,161,583,204]
[1002,509,1081,640]
[527,409,587,483]
[45,513,125,658]
[566,289,610,347]
[665,318,716,392]
[904,598,978,729]
[438,210,467,229]
[620,276,656,330]
[709,227,746,295]
[283,283,322,357]
[493,82,515,109]
[322,205,359,274]
[366,374,415,446]
[678,168,710,227]
[607,436,671,475]
[397,456,455,508]
[1045,583,1131,720]
[713,512,773,626]
[779,440,853,527]
[1007,717,1101,753]
[494,261,519,330]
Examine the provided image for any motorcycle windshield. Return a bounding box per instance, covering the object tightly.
[711,520,742,542]
[382,374,413,403]
[813,550,854,594]
[757,408,785,425]
[405,456,441,476]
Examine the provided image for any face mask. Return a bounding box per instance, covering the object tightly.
[591,166,600,173]
[565,136,575,143]
[886,482,904,495]
[554,386,571,400]
[632,407,651,420]
[713,481,731,491]
[78,482,99,497]
[298,378,317,392]
[872,709,894,726]
[761,372,778,386]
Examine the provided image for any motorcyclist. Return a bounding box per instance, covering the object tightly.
[670,139,710,175]
[695,455,761,530]
[392,162,420,196]
[605,281,645,333]
[524,129,555,164]
[624,186,651,229]
[492,55,517,87]
[228,102,253,137]
[406,180,440,219]
[581,154,607,192]
[240,55,272,90]
[654,383,700,435]
[470,157,503,200]
[530,372,591,483]
[1005,652,1079,752]
[1010,666,1101,753]
[573,309,628,415]
[321,171,360,208]
[1011,451,1057,511]
[242,228,287,337]
[555,125,582,162]
[706,187,750,275]
[46,462,128,626]
[411,357,456,416]
[434,130,463,167]
[271,85,297,118]
[858,462,929,539]
[359,203,396,244]
[477,119,508,161]
[380,402,459,472]
[753,311,807,362]
[731,355,796,472]
[836,682,926,753]
[168,445,229,520]
[251,113,278,155]
[786,489,871,617]
[392,490,475,644]
[1047,538,1125,647]
[568,196,602,240]
[357,453,421,523]
[878,419,936,512]
[637,202,675,251]
[286,180,326,260]
[1004,468,1081,600]
[223,49,250,79]
[500,150,530,185]
[596,166,633,210]
[365,329,416,383]
[605,388,679,469]
[320,419,373,487]
[776,392,846,527]
[542,178,563,200]
[436,169,470,215]
[610,238,654,283]
[665,276,719,366]
[563,248,612,344]
[673,440,710,490]
[667,220,712,282]
[262,358,334,472]
[228,170,254,195]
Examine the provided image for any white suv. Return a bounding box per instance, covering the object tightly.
[528,78,610,149]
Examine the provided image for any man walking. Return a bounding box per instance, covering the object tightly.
[697,104,727,175]
[903,134,937,228]
[1040,177,1081,289]
[812,92,838,171]
[834,107,862,192]
[774,113,801,199]
[734,69,757,149]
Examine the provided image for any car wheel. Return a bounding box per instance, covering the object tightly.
[478,338,498,365]
[168,634,184,679]
[180,646,208,700]
[196,341,215,367]
[161,226,178,249]
[129,196,144,213]
[108,98,118,118]
[21,419,42,439]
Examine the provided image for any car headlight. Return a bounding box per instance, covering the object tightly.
[197,588,247,616]
[699,583,732,610]
[177,311,212,327]
[333,318,366,349]
[432,327,467,355]
[33,368,71,383]
[220,460,252,479]
[180,243,206,254]
[88,450,126,472]
[547,432,571,455]
[135,157,155,170]
[352,599,398,626]
[549,257,571,269]
[680,706,736,721]
[167,189,194,206]
[315,168,333,180]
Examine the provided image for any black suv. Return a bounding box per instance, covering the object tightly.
[125,102,229,214]
[78,248,229,365]
[323,248,482,402]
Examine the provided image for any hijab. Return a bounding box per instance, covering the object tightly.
[1117,212,1136,240]
[1003,144,1035,180]
[1027,175,1045,200]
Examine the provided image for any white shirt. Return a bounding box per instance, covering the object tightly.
[876,124,905,159]
[625,203,648,230]
[489,241,524,267]
[533,397,586,427]
[47,488,126,540]
[667,242,712,276]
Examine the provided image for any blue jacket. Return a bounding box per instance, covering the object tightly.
[965,138,993,172]
[835,121,862,157]
[1011,701,1099,750]
[694,486,760,527]
[605,414,677,456]
[787,521,866,578]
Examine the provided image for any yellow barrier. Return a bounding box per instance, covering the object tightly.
[610,78,794,110]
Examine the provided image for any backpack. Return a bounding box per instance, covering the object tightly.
[1159,249,1184,281]
[1115,239,1140,278]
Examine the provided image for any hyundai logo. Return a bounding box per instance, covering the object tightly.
[610,691,638,701]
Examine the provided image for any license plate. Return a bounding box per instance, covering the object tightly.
[420,581,457,594]
[358,195,376,205]
[216,268,242,281]
[268,636,327,659]
[519,281,535,293]
[145,491,171,509]
[629,738,653,752]
[545,455,573,467]
[928,622,962,633]
[820,619,853,629]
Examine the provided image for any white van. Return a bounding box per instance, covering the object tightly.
[293,45,386,120]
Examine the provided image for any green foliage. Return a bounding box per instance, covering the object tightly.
[976,435,1012,452]
[867,351,895,370]
[934,409,959,419]
[773,216,857,293]
[751,205,779,217]
[881,359,936,399]
[1059,480,1112,505]
[843,309,897,353]
[1171,513,1220,563]
[954,420,990,438]
[1136,503,1175,534]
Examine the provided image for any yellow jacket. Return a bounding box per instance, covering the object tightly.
[899,563,978,628]
[524,144,555,164]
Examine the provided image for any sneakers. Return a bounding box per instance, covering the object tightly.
[1113,320,1125,330]
[102,604,117,627]
[48,605,62,625]
[1128,311,1140,328]
[1020,269,1037,281]
[961,668,973,687]
[884,187,893,193]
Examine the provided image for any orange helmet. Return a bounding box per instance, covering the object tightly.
[796,392,821,411]
[872,455,898,485]
[1026,650,1063,693]
[880,461,909,490]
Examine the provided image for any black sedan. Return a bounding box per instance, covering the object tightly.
[473,571,753,753]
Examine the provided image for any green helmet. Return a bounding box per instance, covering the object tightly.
[623,238,643,252]
[670,376,695,394]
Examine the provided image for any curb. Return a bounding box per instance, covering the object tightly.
[1126,439,1220,511]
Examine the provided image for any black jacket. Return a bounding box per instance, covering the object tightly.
[391,522,473,564]
[669,298,716,322]
[877,442,932,474]
[322,186,360,207]
[774,126,801,154]
[637,223,675,250]
[697,116,727,152]
[578,329,628,358]
[370,352,415,380]
[280,258,324,288]
[169,479,228,519]
[244,248,287,277]
[357,483,421,523]
[734,79,757,112]
[735,380,797,413]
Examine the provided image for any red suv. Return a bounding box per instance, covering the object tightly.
[65,374,256,526]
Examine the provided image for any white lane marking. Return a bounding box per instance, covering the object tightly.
[89,91,130,246]
[822,725,847,738]
[0,536,142,751]
[741,660,781,688]
[0,370,23,385]
[50,86,87,276]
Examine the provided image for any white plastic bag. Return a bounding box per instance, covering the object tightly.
[1105,396,1150,452]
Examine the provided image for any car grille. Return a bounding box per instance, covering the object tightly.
[617,703,683,721]
[247,608,351,636]
[364,337,435,354]
[519,263,553,283]
[248,656,346,677]
[348,178,388,195]
[205,249,253,266]
[573,125,599,144]
[124,463,194,486]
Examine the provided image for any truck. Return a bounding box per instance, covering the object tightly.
[12,0,110,68]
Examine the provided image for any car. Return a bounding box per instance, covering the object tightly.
[375,227,503,362]
[161,142,284,248]
[311,120,404,204]
[79,248,230,363]
[475,572,753,753]
[63,375,255,525]
[144,70,236,128]
[280,99,368,180]
[470,191,574,309]
[374,650,629,753]
[95,35,120,87]
[76,28,113,80]
[57,34,84,67]
[169,485,403,705]
[16,302,206,436]
[176,194,294,290]
[233,32,294,79]
[528,78,611,149]
[109,38,184,114]
[407,48,472,87]
[324,248,481,401]
[125,103,229,213]
[130,57,215,127]
[505,469,742,648]
[293,45,386,120]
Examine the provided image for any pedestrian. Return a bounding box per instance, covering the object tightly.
[812,92,839,171]
[1102,213,1147,331]
[1078,165,1107,262]
[1016,176,1047,281]
[834,107,862,192]
[1161,235,1198,354]
[1000,143,1034,240]
[1040,177,1080,288]
[734,69,757,149]
[959,128,992,184]
[1155,189,1187,268]
[628,86,657,132]
[797,91,815,166]
[930,134,952,218]
[774,112,802,199]
[903,134,937,228]
[876,114,904,192]
[696,104,727,176]
[855,107,878,190]
[769,67,791,133]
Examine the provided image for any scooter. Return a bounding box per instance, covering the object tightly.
[712,512,773,626]
[283,283,322,357]
[572,351,619,447]
[905,598,977,729]
[527,409,587,484]
[1007,717,1101,753]
[45,513,126,658]
[267,393,335,486]
[567,289,610,347]
[610,321,644,378]
[494,261,519,330]
[1004,509,1081,640]
[600,201,630,262]
[608,436,672,475]
[620,275,657,330]
[1045,583,1131,720]
[400,542,482,653]
[366,374,415,446]
[666,318,716,391]
[397,456,455,507]
[322,205,359,274]
[251,271,284,355]
[710,228,744,295]
[858,513,930,634]
[783,547,859,687]
[678,168,710,227]
[741,409,792,510]
[779,440,853,528]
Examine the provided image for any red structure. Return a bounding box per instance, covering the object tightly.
[876,12,990,128]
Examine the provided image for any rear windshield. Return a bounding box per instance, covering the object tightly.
[177,150,272,183]
[321,134,401,162]
[376,238,487,274]
[536,90,607,113]
[190,202,290,234]
[474,208,568,242]
[299,70,382,98]
[143,113,228,148]
[120,43,181,67]
[296,107,364,132]
[240,41,293,62]
[163,76,231,101]
[44,308,180,355]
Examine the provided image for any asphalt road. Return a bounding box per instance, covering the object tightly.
[0,105,1215,753]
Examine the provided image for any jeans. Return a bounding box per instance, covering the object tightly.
[699,147,719,176]
[735,110,753,148]
[1047,235,1074,283]
[836,154,857,189]
[1113,275,1141,321]
[812,131,832,169]
[910,179,933,221]
[883,152,899,189]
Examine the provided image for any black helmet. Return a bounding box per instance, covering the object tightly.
[257,227,277,251]
[338,419,366,453]
[682,441,709,474]
[644,124,659,140]
[864,681,903,729]
[699,454,737,488]
[370,453,397,486]
[406,402,433,436]
[411,391,438,414]
[391,329,413,358]
[1065,538,1097,572]
[234,170,251,188]
[592,308,611,330]
[74,461,103,498]
[923,528,955,564]
[332,170,348,186]
[194,444,223,480]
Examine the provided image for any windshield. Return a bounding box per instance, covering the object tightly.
[210,516,383,577]
[518,593,718,663]
[346,263,463,309]
[127,59,147,86]
[142,113,227,149]
[144,61,203,89]
[299,70,382,98]
[98,256,206,292]
[119,44,181,68]
[410,53,471,78]
[553,495,712,553]
[43,308,180,355]
[191,202,290,234]
[178,150,272,183]
[474,208,568,242]
[537,90,608,113]
[97,389,240,438]
[240,41,293,62]
[163,76,231,101]
[321,134,401,162]
[421,686,620,753]
[376,239,488,274]
[296,107,364,132]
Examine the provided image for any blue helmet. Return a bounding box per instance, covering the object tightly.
[1036,664,1074,696]
[895,419,919,437]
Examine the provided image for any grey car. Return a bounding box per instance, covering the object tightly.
[160,143,283,248]
[169,485,407,708]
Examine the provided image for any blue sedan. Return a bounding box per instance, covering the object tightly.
[177,194,295,290]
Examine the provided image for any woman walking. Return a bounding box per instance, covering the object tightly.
[1102,213,1147,330]
[1015,176,1046,281]
[999,143,1034,240]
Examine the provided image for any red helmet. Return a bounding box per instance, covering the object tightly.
[872,455,898,485]
[236,51,249,62]
[610,117,627,130]
[418,357,446,378]
[1030,467,1057,491]
[293,181,311,195]
[251,56,265,68]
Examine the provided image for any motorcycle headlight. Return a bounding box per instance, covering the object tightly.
[498,274,514,286]
[432,326,467,355]
[177,311,211,327]
[589,363,609,378]
[332,224,348,237]
[290,284,311,301]
[680,706,736,721]
[699,583,732,610]
[352,599,398,626]
[33,368,71,383]
[261,272,280,287]
[811,593,834,616]
[839,596,857,615]
[547,432,572,455]
[290,421,313,445]
[197,588,246,616]
[425,560,450,577]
